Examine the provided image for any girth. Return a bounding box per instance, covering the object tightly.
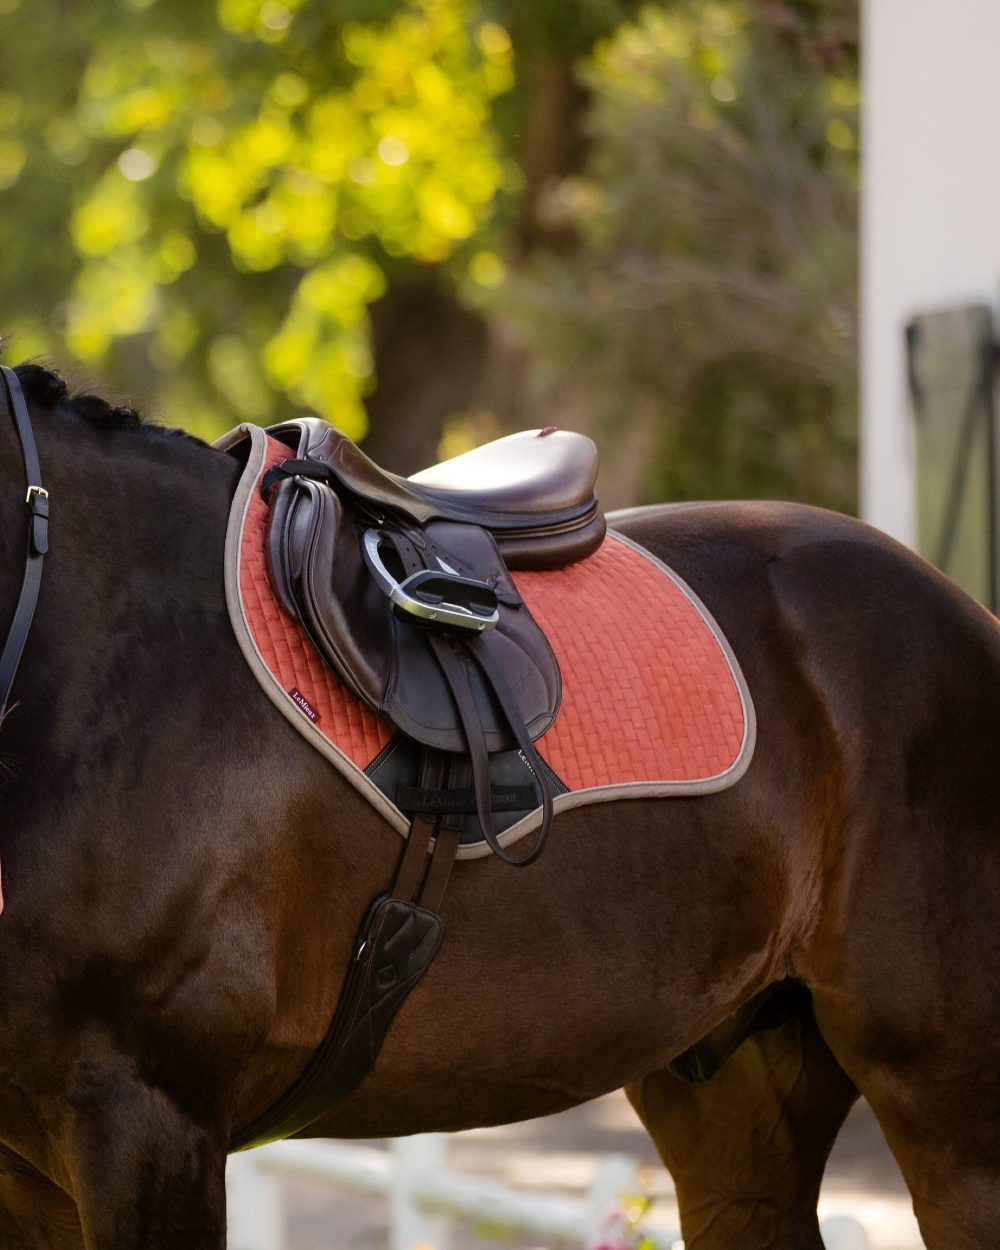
[229,813,460,1150]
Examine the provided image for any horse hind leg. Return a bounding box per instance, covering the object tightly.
[0,1148,85,1249]
[815,989,1000,1250]
[626,991,857,1250]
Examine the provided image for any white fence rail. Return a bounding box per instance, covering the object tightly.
[227,1136,870,1250]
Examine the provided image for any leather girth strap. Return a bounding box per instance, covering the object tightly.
[229,812,462,1150]
[0,365,49,723]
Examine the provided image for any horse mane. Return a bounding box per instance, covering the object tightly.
[7,356,206,447]
[14,362,146,432]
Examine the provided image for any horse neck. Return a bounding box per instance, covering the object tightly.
[0,400,241,741]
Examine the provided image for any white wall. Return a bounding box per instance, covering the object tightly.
[861,0,1000,544]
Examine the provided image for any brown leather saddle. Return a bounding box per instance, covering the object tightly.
[233,418,604,1150]
[261,417,605,864]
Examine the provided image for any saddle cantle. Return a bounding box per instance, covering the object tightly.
[260,417,605,865]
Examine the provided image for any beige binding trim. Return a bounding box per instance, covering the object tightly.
[218,423,410,836]
[489,529,757,854]
[217,425,756,858]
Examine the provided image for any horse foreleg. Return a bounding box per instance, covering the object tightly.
[61,1068,228,1250]
[0,1148,84,1250]
[625,998,857,1250]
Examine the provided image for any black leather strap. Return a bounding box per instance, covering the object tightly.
[0,366,48,722]
[382,526,553,866]
[428,633,552,866]
[468,638,553,864]
[260,458,336,501]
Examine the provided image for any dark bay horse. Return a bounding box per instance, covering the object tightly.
[0,362,998,1250]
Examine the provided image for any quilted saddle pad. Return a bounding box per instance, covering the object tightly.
[218,424,756,857]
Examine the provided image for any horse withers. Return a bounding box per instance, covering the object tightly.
[0,362,998,1249]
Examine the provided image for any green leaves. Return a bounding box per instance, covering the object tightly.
[1,0,857,511]
[3,0,513,437]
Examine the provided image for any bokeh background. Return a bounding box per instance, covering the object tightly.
[0,0,857,511]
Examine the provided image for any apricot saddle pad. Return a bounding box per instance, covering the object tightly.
[219,425,756,857]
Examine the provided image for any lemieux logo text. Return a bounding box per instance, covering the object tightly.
[289,688,320,723]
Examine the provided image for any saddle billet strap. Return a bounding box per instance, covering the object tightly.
[419,819,462,912]
[390,810,438,901]
[391,788,464,910]
[0,365,49,723]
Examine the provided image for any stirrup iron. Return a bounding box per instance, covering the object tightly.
[362,528,499,633]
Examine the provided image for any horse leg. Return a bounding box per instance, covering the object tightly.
[60,1066,228,1250]
[815,991,1000,1250]
[0,1148,84,1250]
[626,996,857,1250]
[876,1112,999,1249]
[865,1096,999,1250]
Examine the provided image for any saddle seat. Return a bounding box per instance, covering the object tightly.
[409,427,596,515]
[268,417,605,570]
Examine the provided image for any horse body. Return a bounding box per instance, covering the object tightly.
[0,371,997,1248]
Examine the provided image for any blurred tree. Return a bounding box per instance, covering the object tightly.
[0,0,639,452]
[0,0,517,439]
[0,0,857,509]
[493,0,859,509]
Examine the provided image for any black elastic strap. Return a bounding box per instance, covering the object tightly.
[0,366,48,722]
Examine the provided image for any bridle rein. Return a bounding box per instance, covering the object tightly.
[0,365,49,722]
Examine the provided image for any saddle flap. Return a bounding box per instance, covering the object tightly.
[268,475,392,707]
[383,518,559,749]
[385,612,559,750]
[266,475,561,754]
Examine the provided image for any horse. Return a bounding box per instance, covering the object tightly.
[0,360,997,1250]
